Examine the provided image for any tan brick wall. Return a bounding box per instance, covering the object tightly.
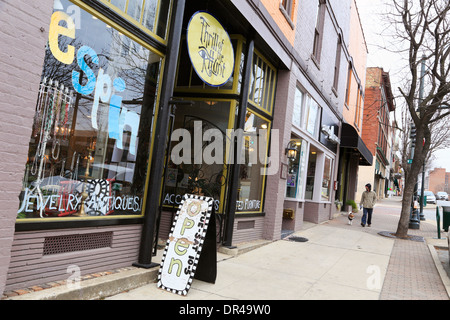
[0,0,53,295]
[428,168,447,194]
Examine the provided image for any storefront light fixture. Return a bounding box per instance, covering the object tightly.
[285,141,298,161]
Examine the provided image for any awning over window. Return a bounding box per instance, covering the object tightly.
[340,123,373,166]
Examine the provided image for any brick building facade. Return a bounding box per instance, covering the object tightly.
[428,168,450,194]
[357,67,395,200]
[0,0,362,295]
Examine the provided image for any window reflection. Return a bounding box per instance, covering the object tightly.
[305,145,318,200]
[321,156,332,201]
[163,100,231,213]
[18,0,162,219]
[285,138,306,199]
[236,111,270,213]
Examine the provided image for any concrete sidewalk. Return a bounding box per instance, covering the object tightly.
[4,196,450,300]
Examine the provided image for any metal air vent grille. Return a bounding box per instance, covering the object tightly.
[43,232,113,255]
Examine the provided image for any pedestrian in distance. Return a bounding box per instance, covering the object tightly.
[360,183,377,227]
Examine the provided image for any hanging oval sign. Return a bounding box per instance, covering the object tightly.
[186,11,235,87]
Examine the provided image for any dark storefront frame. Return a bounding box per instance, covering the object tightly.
[16,0,173,232]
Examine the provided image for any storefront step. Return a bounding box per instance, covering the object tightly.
[5,266,159,300]
[218,239,273,257]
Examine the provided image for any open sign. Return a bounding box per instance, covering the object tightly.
[157,194,215,295]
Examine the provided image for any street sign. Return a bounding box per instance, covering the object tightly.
[407,159,412,164]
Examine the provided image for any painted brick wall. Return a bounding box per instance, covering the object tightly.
[361,86,380,156]
[0,0,53,295]
[260,0,298,45]
[262,69,295,241]
[294,0,350,116]
[428,168,447,194]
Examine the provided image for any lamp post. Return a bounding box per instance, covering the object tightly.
[418,55,426,221]
[409,55,426,229]
[408,122,420,229]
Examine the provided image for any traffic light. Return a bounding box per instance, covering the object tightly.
[410,125,416,148]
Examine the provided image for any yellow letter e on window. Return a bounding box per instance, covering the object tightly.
[49,11,75,65]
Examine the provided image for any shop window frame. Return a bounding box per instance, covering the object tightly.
[88,0,172,46]
[172,34,276,217]
[174,36,277,119]
[247,51,277,117]
[161,98,237,215]
[235,108,272,215]
[16,0,168,230]
[285,136,307,201]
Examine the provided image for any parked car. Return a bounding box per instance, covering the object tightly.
[423,190,436,204]
[436,191,449,201]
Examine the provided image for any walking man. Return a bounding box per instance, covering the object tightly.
[360,183,377,227]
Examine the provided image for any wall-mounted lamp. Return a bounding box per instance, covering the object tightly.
[285,141,298,161]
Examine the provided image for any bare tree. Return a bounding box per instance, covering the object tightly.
[388,0,450,238]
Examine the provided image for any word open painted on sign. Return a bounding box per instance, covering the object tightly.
[157,194,214,295]
[186,11,234,87]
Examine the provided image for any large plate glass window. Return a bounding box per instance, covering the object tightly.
[173,37,276,215]
[304,95,321,137]
[236,111,270,213]
[292,86,303,129]
[162,100,234,214]
[321,156,332,201]
[17,0,163,221]
[305,145,319,200]
[285,138,307,199]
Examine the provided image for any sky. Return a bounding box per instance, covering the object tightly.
[355,0,450,171]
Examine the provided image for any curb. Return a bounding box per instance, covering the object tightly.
[427,243,450,299]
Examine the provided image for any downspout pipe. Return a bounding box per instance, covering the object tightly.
[223,35,255,247]
[134,0,186,268]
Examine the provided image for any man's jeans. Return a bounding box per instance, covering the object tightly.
[362,207,373,226]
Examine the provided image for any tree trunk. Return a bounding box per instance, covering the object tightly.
[396,153,424,238]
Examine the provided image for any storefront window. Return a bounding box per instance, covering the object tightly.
[163,100,233,213]
[304,95,320,137]
[248,53,277,115]
[305,145,318,200]
[292,87,303,129]
[236,111,270,213]
[99,0,172,40]
[285,138,307,199]
[17,0,162,220]
[321,156,332,201]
